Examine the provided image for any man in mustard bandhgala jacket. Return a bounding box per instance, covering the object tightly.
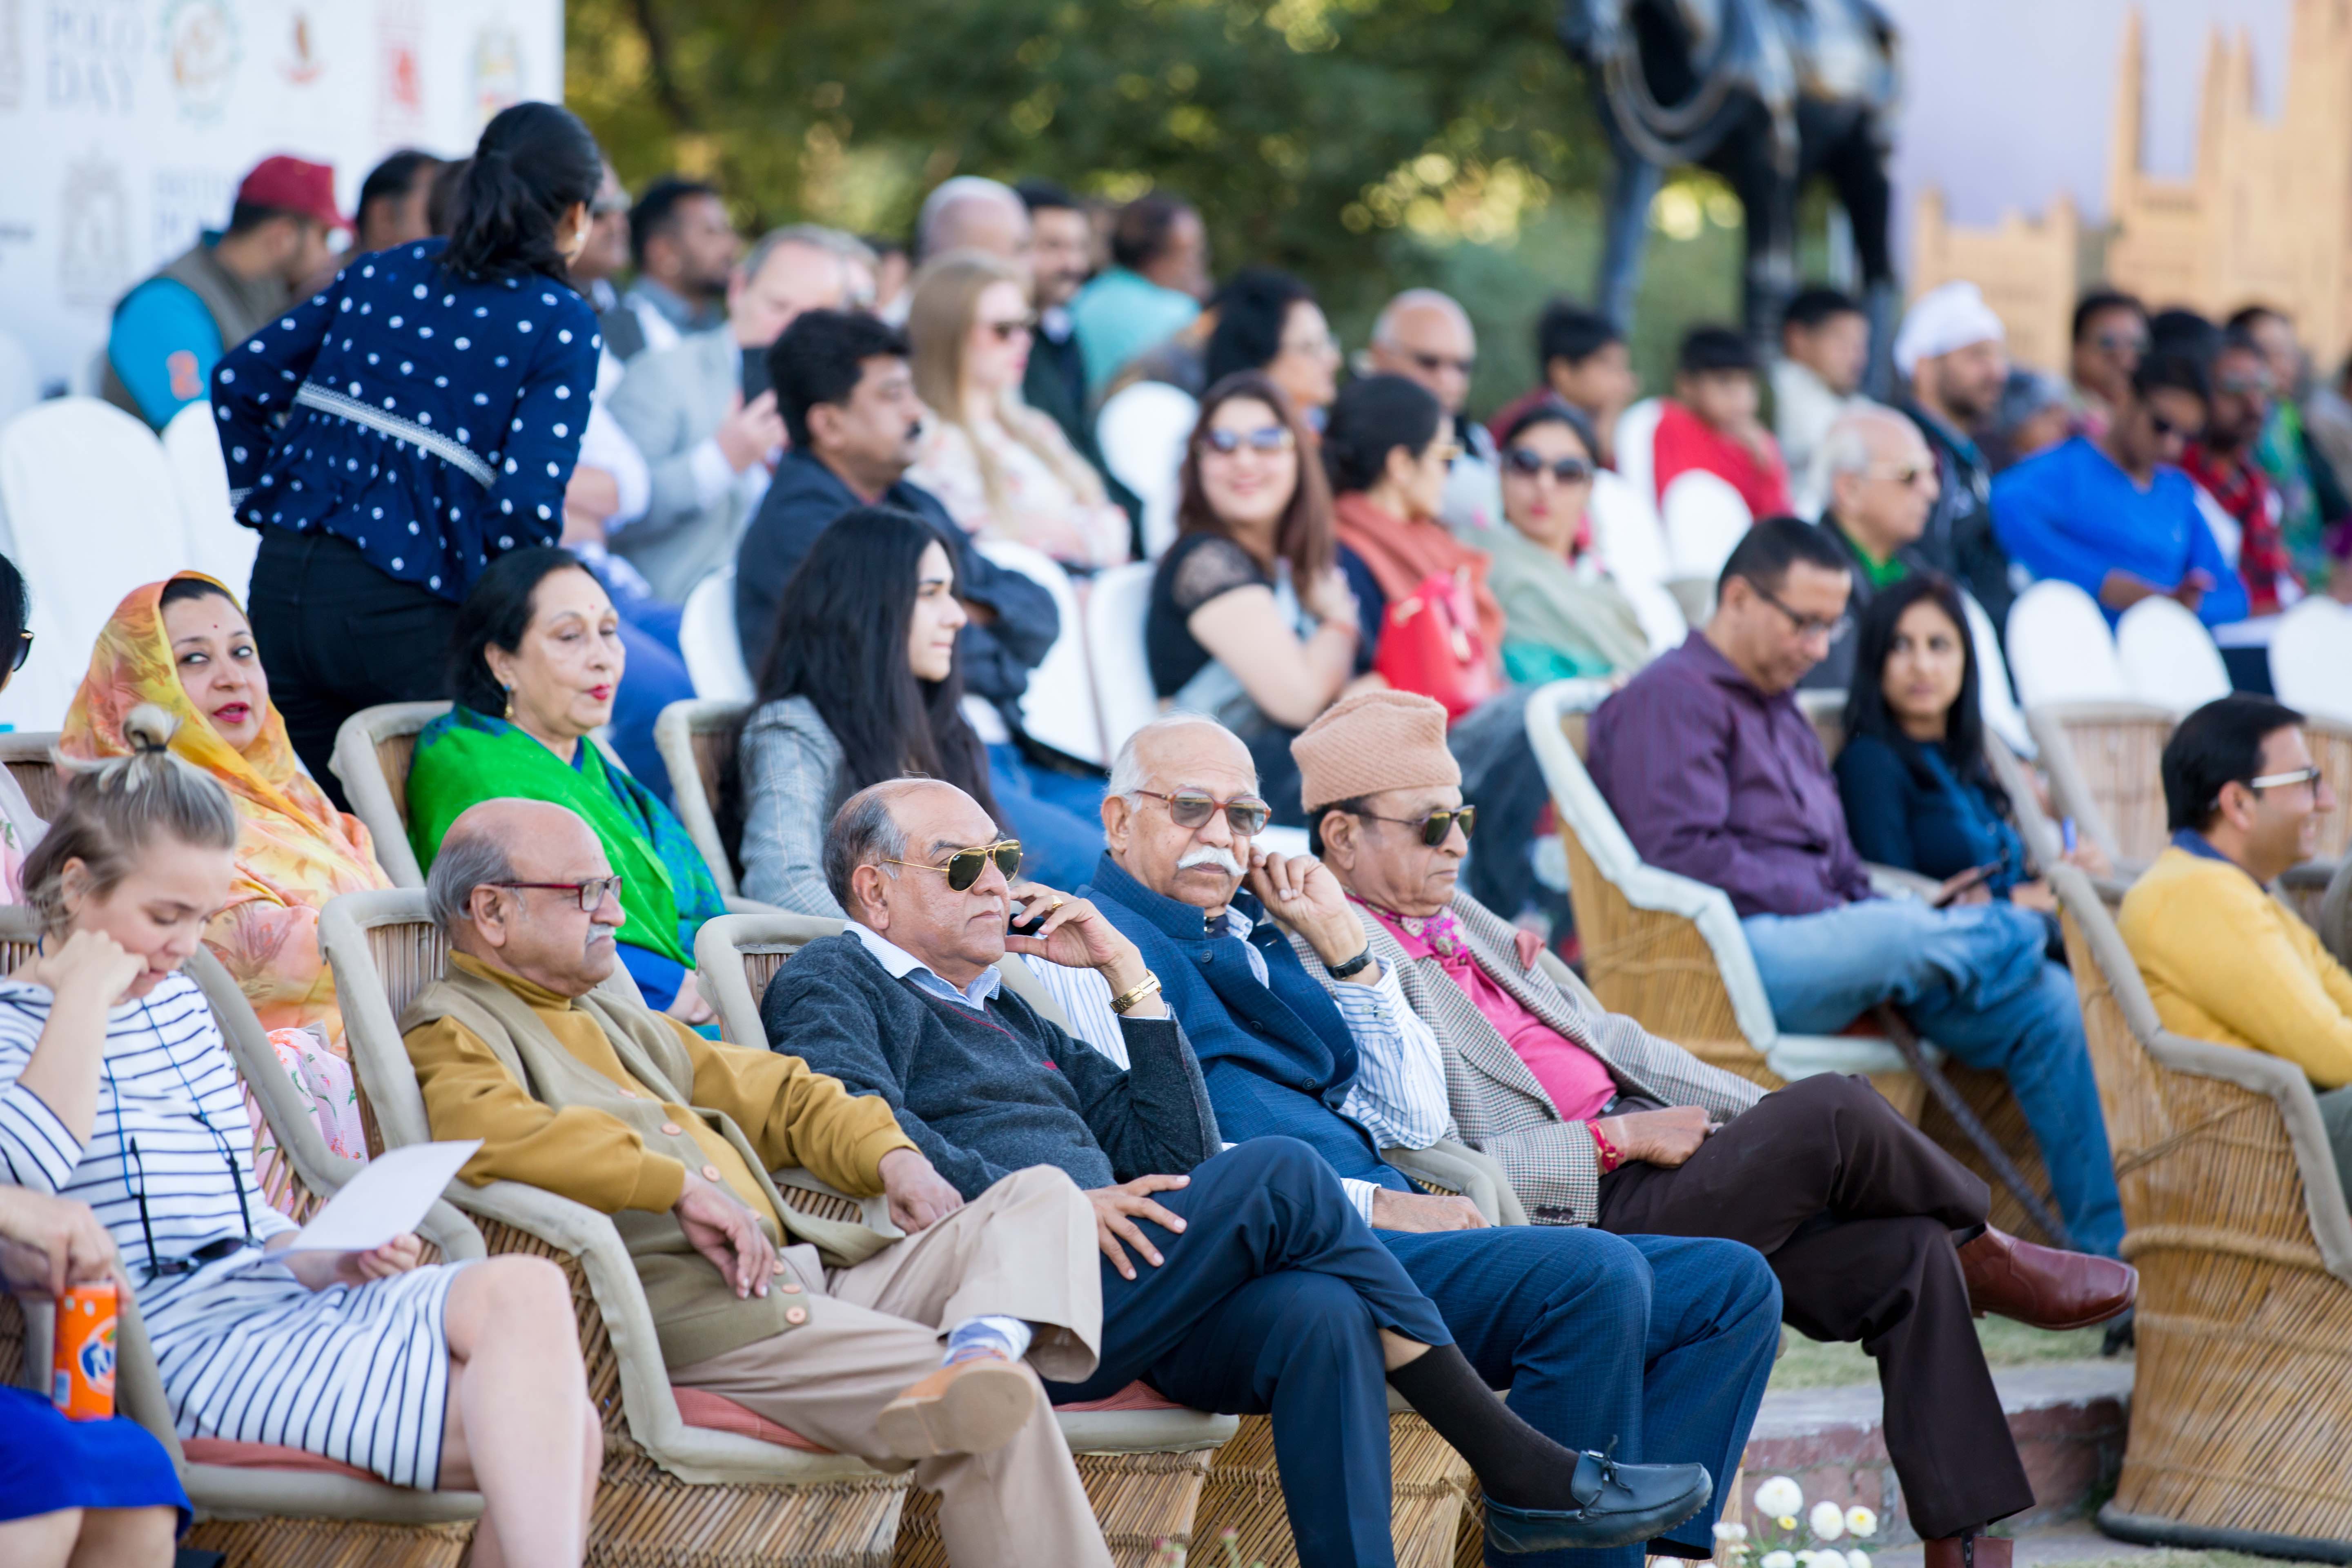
[2120,695,2352,1202]
[403,798,1116,1568]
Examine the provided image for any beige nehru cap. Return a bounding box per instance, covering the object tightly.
[1292,690,1461,815]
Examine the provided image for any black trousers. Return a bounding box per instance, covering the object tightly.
[246,528,459,808]
[1595,1073,2035,1539]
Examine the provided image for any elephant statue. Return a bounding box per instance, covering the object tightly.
[1560,0,1902,380]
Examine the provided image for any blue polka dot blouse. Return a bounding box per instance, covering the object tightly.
[212,238,601,602]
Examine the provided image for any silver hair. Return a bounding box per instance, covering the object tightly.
[1107,713,1257,802]
[426,828,519,932]
[741,223,876,304]
[1371,287,1472,349]
[916,177,1025,259]
[824,783,915,916]
[1820,406,1918,480]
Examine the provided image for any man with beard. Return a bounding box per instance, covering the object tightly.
[1893,282,2020,629]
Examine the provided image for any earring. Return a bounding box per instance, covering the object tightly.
[502,685,514,721]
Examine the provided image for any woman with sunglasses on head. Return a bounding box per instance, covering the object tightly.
[1148,372,1369,825]
[0,707,599,1566]
[734,507,1102,914]
[1835,572,2108,925]
[906,252,1129,570]
[0,552,46,902]
[405,548,727,1024]
[1482,399,1652,684]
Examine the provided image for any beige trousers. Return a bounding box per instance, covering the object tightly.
[670,1165,1111,1568]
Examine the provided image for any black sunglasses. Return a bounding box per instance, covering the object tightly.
[1204,425,1295,455]
[2148,411,2198,441]
[886,839,1023,892]
[1505,448,1594,483]
[9,630,28,674]
[1355,805,1477,846]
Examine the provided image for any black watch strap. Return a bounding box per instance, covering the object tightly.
[1325,948,1374,980]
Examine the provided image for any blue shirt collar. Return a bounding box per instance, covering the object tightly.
[2168,828,2267,885]
[847,921,1002,1011]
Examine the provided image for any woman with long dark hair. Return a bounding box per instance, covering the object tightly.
[220,102,607,795]
[1836,572,2105,916]
[734,508,1105,913]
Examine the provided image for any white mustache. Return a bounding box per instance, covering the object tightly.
[1177,845,1245,877]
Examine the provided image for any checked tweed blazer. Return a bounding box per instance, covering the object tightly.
[1294,892,1762,1225]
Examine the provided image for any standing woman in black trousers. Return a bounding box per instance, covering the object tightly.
[217,102,606,795]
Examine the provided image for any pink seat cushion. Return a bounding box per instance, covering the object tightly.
[182,1438,380,1482]
[671,1378,1193,1454]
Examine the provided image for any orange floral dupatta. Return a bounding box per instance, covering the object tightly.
[61,575,392,1176]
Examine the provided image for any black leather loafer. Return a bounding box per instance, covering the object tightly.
[1485,1449,1714,1555]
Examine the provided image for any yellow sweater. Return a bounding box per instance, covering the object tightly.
[2117,845,2352,1089]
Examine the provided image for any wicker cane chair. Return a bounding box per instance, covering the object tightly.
[2049,864,2352,1557]
[321,891,911,1568]
[2027,700,2177,873]
[693,911,1240,1567]
[0,909,488,1566]
[0,729,61,821]
[657,698,753,900]
[1526,679,2066,1241]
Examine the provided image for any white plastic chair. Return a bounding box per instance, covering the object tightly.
[0,398,191,730]
[976,538,1105,766]
[2272,599,2352,724]
[2116,596,2232,713]
[163,400,256,595]
[1962,590,2034,759]
[1585,468,1687,655]
[1084,562,1160,758]
[1095,381,1198,560]
[0,329,37,436]
[1611,397,1665,518]
[2005,580,2128,708]
[1660,469,1753,583]
[678,566,753,703]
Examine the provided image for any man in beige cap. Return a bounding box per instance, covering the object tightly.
[1291,689,2138,1568]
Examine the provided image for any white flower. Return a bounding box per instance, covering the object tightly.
[1761,1551,1796,1568]
[1846,1508,1877,1539]
[1810,1502,1846,1541]
[1753,1477,1804,1519]
[1714,1523,1747,1542]
[1848,1551,1871,1568]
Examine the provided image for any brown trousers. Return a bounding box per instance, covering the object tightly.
[670,1165,1112,1568]
[1595,1073,2035,1539]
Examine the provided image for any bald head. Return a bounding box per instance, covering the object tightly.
[1369,290,1476,415]
[430,798,621,998]
[918,178,1032,269]
[1105,716,1263,912]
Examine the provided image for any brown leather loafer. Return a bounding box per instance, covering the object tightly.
[1922,1532,2012,1568]
[1959,1227,2136,1331]
[877,1354,1037,1459]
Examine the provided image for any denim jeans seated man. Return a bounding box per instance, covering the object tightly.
[1020,717,1786,1568]
[1585,517,2126,1256]
[762,778,1740,1568]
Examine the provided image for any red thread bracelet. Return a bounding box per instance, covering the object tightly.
[1584,1118,1622,1174]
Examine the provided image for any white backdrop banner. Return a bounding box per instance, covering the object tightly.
[0,0,565,391]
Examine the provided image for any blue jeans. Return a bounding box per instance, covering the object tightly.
[987,743,1105,893]
[1741,899,2125,1256]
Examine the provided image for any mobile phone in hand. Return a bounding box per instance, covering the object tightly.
[1931,862,2000,909]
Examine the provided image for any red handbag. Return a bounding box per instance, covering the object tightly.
[1374,568,1499,722]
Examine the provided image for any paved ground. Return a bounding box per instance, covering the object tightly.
[1867,1520,2334,1568]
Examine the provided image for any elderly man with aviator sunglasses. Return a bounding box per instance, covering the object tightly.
[764,773,1739,1567]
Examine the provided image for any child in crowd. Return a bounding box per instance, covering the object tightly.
[1650,325,1793,521]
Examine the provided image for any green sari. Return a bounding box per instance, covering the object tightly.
[405,706,726,968]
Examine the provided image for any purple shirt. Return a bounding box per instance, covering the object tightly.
[1587,632,1873,919]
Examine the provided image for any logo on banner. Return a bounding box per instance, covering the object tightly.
[159,0,239,121]
[0,0,22,112]
[278,6,320,85]
[471,22,520,128]
[153,165,234,258]
[45,0,141,115]
[375,0,423,136]
[58,149,131,307]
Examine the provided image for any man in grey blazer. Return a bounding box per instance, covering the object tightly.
[607,224,872,601]
[1285,690,2138,1566]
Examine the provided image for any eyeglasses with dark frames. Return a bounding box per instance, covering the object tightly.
[1353,804,1478,846]
[1134,789,1272,838]
[1504,448,1595,483]
[1744,579,1853,645]
[884,840,1023,892]
[490,876,625,913]
[1409,350,1475,378]
[10,630,29,674]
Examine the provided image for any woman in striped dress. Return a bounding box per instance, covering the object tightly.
[0,706,597,1567]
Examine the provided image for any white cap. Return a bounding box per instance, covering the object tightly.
[1893,281,2005,376]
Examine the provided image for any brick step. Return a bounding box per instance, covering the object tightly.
[1729,1360,2134,1550]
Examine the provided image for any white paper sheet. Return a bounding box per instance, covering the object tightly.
[277,1140,482,1255]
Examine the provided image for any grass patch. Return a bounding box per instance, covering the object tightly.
[1767,1319,2117,1392]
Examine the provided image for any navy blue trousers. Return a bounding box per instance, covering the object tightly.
[1382,1227,1781,1568]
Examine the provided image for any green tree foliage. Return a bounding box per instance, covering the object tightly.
[566,0,1755,408]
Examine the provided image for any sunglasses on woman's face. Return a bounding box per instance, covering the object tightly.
[886,839,1023,892]
[985,314,1038,343]
[1135,788,1272,838]
[1204,425,1295,456]
[1355,805,1478,846]
[1504,449,1594,484]
[9,630,28,674]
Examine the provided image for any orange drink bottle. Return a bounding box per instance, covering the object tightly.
[52,1281,117,1419]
